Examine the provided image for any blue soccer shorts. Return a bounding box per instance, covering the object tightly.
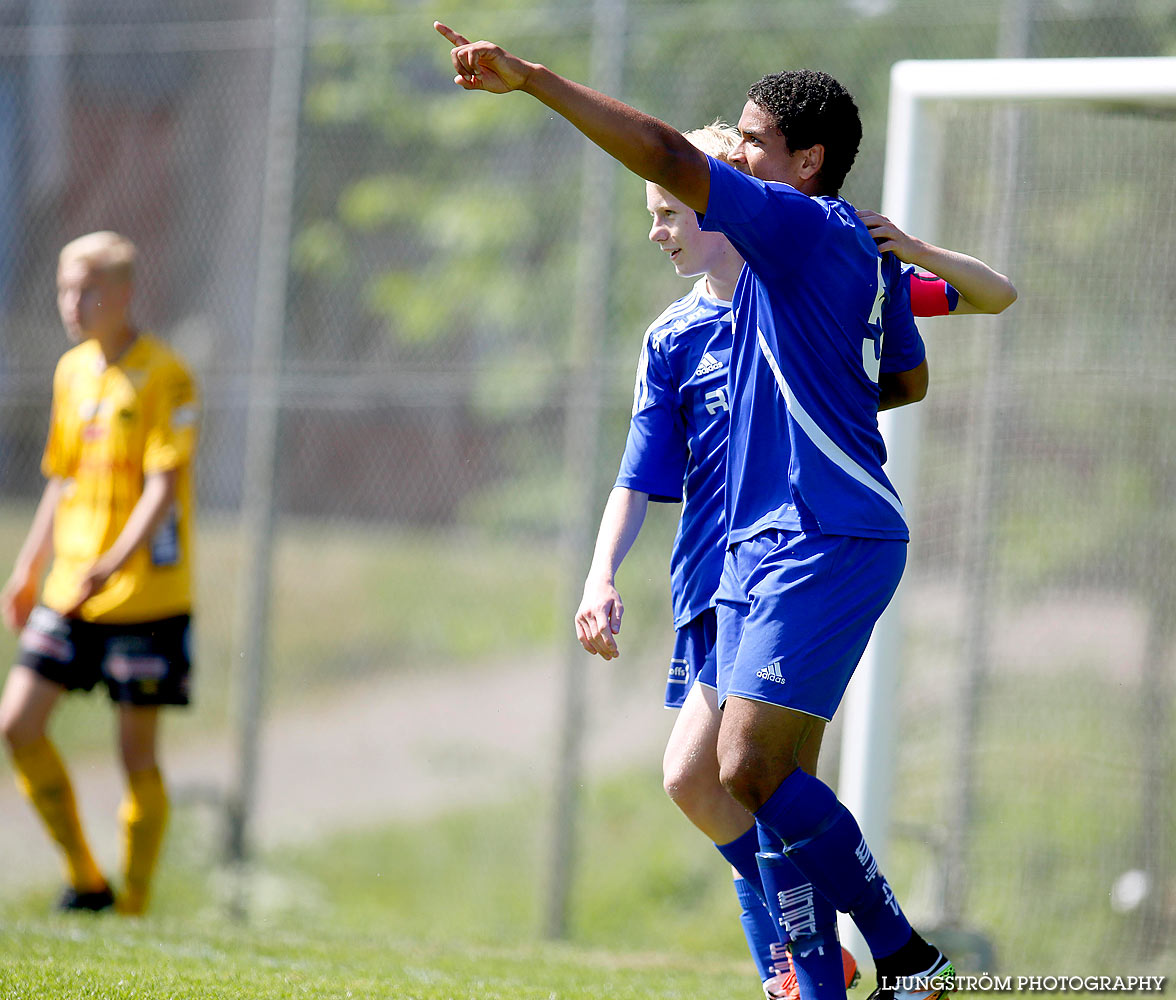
[715,528,906,720]
[664,608,718,709]
[18,605,193,707]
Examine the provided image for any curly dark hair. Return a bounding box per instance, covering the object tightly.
[746,70,862,196]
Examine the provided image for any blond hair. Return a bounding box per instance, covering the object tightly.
[58,231,137,282]
[683,121,741,163]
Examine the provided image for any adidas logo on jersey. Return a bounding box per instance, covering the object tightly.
[694,352,723,377]
[756,660,787,685]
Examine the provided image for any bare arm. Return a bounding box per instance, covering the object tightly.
[858,210,1017,315]
[0,478,64,631]
[878,359,929,411]
[434,22,711,211]
[62,468,179,616]
[575,486,650,660]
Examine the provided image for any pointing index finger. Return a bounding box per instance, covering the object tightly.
[434,21,470,47]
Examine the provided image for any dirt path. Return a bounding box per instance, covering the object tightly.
[0,652,673,892]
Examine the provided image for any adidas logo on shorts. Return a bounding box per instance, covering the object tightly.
[756,660,787,685]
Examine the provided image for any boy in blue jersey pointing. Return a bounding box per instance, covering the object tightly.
[435,22,981,1000]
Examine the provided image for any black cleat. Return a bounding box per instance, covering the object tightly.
[867,952,954,1000]
[57,885,116,913]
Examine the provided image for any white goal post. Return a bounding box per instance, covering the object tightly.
[836,55,1176,960]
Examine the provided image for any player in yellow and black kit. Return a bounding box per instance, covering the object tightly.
[0,231,198,915]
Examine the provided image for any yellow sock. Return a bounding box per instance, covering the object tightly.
[117,767,169,915]
[11,737,106,892]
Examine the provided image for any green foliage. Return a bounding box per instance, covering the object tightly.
[290,219,348,280]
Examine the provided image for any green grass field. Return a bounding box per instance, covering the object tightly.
[0,922,753,1000]
[4,753,1171,999]
[0,922,756,1000]
[2,726,1173,998]
[0,771,762,1000]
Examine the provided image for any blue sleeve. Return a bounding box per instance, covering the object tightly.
[880,253,926,374]
[698,156,828,280]
[614,333,687,503]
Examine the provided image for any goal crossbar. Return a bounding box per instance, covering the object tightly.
[890,56,1176,103]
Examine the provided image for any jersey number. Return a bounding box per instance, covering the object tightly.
[704,387,729,415]
[862,257,885,383]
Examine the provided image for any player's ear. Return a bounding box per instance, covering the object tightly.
[798,143,824,181]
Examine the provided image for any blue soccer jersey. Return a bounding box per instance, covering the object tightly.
[615,277,732,629]
[699,156,926,543]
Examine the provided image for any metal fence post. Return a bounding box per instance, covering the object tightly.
[223,0,307,914]
[543,0,629,941]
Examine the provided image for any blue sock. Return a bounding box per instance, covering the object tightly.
[755,769,913,960]
[733,875,778,982]
[757,822,786,854]
[715,825,767,903]
[757,850,847,1000]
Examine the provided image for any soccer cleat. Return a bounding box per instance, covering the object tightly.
[867,952,954,1000]
[763,941,860,1000]
[56,884,116,913]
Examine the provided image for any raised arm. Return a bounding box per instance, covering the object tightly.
[434,22,711,211]
[858,210,1018,315]
[575,486,650,660]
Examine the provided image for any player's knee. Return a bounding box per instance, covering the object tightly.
[718,744,801,813]
[0,707,39,749]
[717,748,761,811]
[118,735,158,774]
[662,752,711,813]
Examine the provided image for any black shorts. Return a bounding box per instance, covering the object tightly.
[18,606,192,706]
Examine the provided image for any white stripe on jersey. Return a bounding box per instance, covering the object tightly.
[631,281,710,416]
[632,328,653,415]
[755,327,906,519]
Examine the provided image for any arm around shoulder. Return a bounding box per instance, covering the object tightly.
[859,210,1017,315]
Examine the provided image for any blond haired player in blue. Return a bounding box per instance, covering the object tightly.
[0,231,199,915]
[577,119,1014,997]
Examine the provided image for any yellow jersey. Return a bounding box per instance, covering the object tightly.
[40,335,199,624]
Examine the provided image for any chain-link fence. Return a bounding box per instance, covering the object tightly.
[885,90,1176,969]
[0,0,1173,975]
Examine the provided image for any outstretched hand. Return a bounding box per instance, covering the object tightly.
[434,21,531,94]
